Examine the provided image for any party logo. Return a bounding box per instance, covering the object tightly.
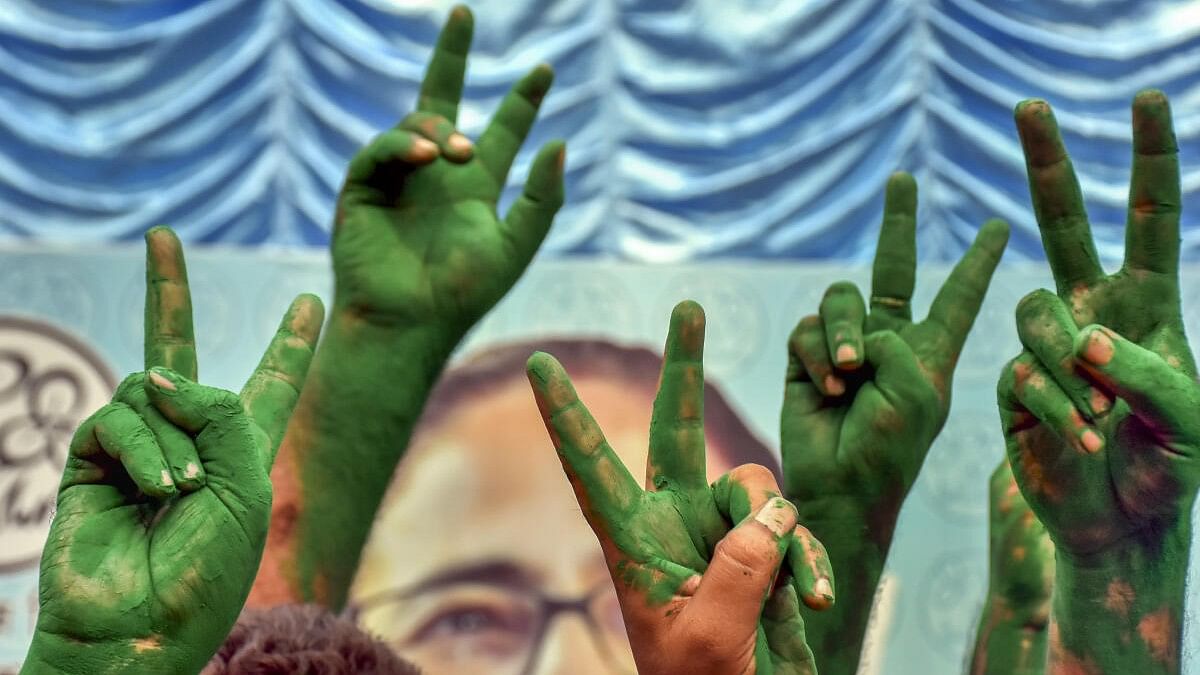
[0,317,115,572]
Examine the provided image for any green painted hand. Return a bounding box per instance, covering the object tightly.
[1000,90,1197,673]
[22,228,323,675]
[251,5,566,610]
[780,172,1008,674]
[527,301,834,675]
[969,459,1053,675]
[333,4,565,333]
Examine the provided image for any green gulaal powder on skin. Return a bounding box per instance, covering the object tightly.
[782,172,1009,675]
[22,228,322,675]
[528,300,833,675]
[1000,90,1198,674]
[256,4,568,609]
[969,460,1053,675]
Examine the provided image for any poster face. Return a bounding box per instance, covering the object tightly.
[348,338,779,674]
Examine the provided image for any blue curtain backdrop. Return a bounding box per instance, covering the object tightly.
[1,0,1199,262]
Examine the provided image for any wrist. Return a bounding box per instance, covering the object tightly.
[792,493,898,556]
[1050,520,1190,673]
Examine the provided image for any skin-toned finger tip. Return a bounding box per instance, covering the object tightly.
[803,577,835,610]
[447,132,474,157]
[1080,428,1105,454]
[754,496,798,539]
[834,343,861,368]
[823,374,846,397]
[147,369,177,392]
[410,136,440,162]
[1074,325,1115,366]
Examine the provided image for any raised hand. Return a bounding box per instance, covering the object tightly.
[1000,90,1196,673]
[527,301,834,675]
[781,172,1008,673]
[22,228,322,675]
[334,4,564,330]
[969,459,1053,675]
[251,4,566,610]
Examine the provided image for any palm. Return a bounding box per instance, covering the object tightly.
[1003,94,1200,555]
[39,470,264,654]
[331,8,562,332]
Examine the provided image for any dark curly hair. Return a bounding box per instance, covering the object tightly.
[203,604,420,675]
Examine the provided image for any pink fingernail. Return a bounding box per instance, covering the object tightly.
[1081,429,1104,453]
[1082,330,1114,366]
[835,344,858,365]
[411,137,438,158]
[449,133,473,154]
[814,578,833,601]
[149,371,176,391]
[824,375,845,396]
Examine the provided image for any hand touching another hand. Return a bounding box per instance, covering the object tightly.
[781,172,1009,673]
[528,301,834,675]
[23,228,322,675]
[1000,90,1198,673]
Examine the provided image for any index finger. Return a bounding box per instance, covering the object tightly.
[144,226,197,381]
[1014,99,1105,292]
[416,5,473,124]
[240,294,324,466]
[1124,89,1181,278]
[923,218,1010,372]
[870,172,918,322]
[527,352,642,536]
[646,300,708,491]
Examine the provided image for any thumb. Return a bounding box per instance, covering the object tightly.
[688,495,796,630]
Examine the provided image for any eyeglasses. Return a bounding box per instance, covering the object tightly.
[349,578,636,675]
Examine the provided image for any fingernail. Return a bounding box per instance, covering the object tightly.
[814,577,833,601]
[148,369,176,392]
[449,133,473,154]
[1089,387,1111,416]
[755,496,796,538]
[824,375,845,396]
[1080,429,1104,454]
[679,574,702,595]
[835,344,858,365]
[161,470,174,487]
[411,137,438,158]
[1081,329,1114,366]
[184,463,200,480]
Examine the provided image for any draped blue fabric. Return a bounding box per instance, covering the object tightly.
[1,0,1199,262]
